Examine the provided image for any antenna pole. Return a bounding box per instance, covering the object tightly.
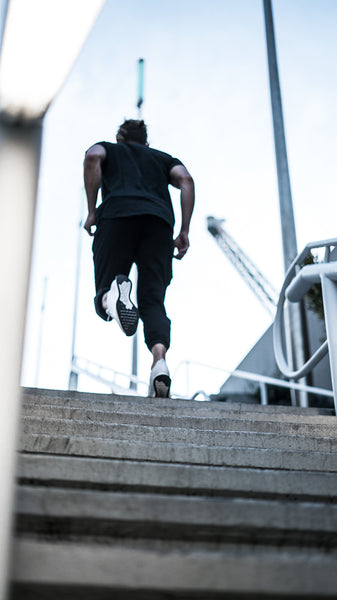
[130,59,145,391]
[137,58,144,119]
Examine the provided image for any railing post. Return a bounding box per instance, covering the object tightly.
[259,382,268,406]
[68,370,79,391]
[320,274,337,413]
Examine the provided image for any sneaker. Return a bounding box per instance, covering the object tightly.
[149,359,171,398]
[105,275,139,337]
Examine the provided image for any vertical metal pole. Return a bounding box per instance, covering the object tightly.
[35,276,48,387]
[137,58,144,119]
[263,0,297,271]
[263,0,308,406]
[130,324,138,391]
[259,382,268,405]
[0,118,42,600]
[186,361,190,398]
[68,196,84,391]
[0,0,9,54]
[130,59,145,392]
[320,275,337,413]
[129,267,138,392]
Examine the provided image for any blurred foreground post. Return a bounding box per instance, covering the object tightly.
[0,118,42,599]
[0,2,106,596]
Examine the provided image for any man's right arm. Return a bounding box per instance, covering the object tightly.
[83,144,107,236]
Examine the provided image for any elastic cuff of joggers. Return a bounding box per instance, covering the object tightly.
[94,288,112,321]
[146,337,171,353]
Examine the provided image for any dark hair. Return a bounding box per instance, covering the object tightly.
[116,119,148,145]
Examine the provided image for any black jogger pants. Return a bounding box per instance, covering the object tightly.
[92,215,174,351]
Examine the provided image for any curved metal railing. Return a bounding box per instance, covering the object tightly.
[273,237,337,411]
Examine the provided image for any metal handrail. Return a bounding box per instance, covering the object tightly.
[70,350,334,405]
[71,355,148,395]
[273,237,337,411]
[173,359,333,401]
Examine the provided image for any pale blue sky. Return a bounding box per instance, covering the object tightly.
[19,0,337,396]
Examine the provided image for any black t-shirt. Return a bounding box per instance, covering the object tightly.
[94,141,184,229]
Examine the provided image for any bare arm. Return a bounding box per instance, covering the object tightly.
[83,144,106,235]
[169,164,195,259]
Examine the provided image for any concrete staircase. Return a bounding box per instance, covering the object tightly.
[9,387,337,599]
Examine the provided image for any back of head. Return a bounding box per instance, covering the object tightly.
[116,119,148,145]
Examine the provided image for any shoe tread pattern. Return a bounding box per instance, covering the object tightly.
[116,301,139,337]
[115,275,139,337]
[154,374,171,398]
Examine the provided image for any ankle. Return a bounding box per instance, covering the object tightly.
[151,343,167,369]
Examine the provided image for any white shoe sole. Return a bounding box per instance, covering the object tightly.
[106,275,139,337]
[149,359,171,398]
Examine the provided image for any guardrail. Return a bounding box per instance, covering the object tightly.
[69,356,149,396]
[69,355,334,408]
[273,238,337,413]
[173,360,333,405]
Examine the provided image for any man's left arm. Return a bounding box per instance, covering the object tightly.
[169,164,195,259]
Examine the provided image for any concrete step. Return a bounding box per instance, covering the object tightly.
[12,387,337,599]
[11,538,337,598]
[21,415,337,454]
[15,485,337,547]
[22,386,335,417]
[21,402,337,437]
[17,453,337,500]
[21,433,337,471]
[22,397,337,425]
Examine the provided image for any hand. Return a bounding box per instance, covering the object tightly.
[84,213,96,236]
[173,230,189,260]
